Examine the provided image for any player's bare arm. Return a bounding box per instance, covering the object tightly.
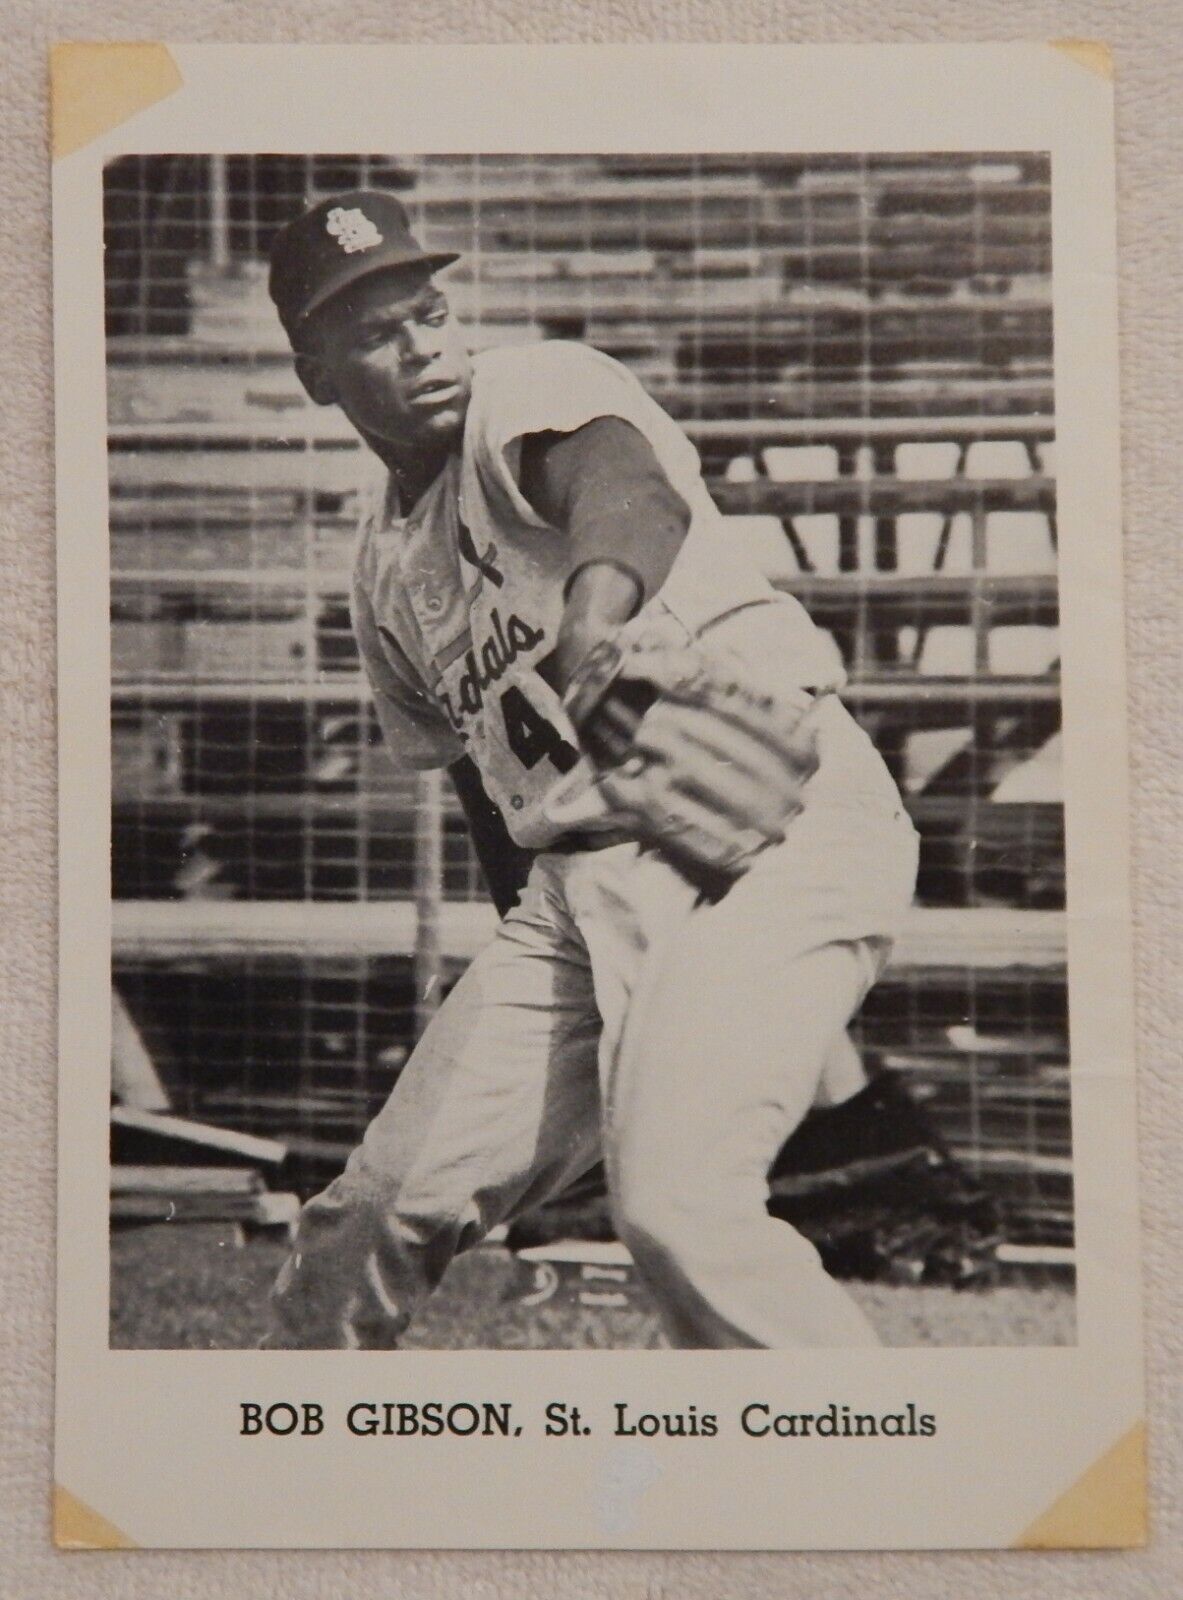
[519,417,693,758]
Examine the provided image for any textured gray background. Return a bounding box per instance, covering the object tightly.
[2,3,1179,1593]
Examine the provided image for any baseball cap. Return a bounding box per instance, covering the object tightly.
[268,190,460,336]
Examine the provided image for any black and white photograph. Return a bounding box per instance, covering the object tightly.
[51,42,1142,1551]
[107,149,1071,1353]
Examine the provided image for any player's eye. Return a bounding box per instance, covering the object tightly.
[421,299,449,326]
[355,320,402,353]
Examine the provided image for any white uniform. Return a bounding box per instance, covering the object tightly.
[271,341,919,1349]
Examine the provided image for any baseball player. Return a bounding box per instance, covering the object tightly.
[264,191,920,1348]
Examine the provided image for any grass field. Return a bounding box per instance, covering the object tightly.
[110,1224,1076,1349]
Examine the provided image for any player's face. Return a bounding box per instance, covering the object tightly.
[297,268,473,453]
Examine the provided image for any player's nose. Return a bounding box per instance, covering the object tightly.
[402,319,445,366]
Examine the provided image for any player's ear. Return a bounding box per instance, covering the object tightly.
[294,352,339,408]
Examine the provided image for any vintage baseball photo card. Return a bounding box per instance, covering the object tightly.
[52,42,1145,1549]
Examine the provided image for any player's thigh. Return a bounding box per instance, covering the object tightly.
[612,924,878,1214]
[349,871,603,1217]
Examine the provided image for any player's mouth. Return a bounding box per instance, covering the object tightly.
[407,378,461,406]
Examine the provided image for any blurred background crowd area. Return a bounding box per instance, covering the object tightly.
[107,153,1071,1255]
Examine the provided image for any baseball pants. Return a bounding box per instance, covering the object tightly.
[268,700,919,1349]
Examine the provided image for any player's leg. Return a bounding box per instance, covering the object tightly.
[815,1029,871,1108]
[612,937,884,1347]
[267,864,602,1348]
[608,804,918,1348]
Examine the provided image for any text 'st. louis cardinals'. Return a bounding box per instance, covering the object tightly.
[352,340,843,848]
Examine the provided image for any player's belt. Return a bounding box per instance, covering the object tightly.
[545,828,636,854]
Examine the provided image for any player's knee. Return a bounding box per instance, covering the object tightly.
[295,1163,450,1268]
[617,1166,815,1294]
[614,1175,708,1280]
[618,1203,751,1305]
[274,1173,462,1349]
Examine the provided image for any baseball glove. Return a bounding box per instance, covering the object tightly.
[562,633,822,896]
[767,1072,1004,1287]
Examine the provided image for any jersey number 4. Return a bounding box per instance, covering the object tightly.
[500,686,579,774]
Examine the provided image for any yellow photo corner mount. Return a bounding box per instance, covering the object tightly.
[50,42,183,161]
[1015,1421,1147,1549]
[54,1484,138,1551]
[1049,40,1114,80]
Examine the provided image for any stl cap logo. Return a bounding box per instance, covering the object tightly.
[325,207,383,255]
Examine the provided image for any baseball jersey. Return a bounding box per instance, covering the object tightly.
[352,340,844,848]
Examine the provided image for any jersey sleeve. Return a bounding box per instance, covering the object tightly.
[351,570,465,772]
[467,341,704,531]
